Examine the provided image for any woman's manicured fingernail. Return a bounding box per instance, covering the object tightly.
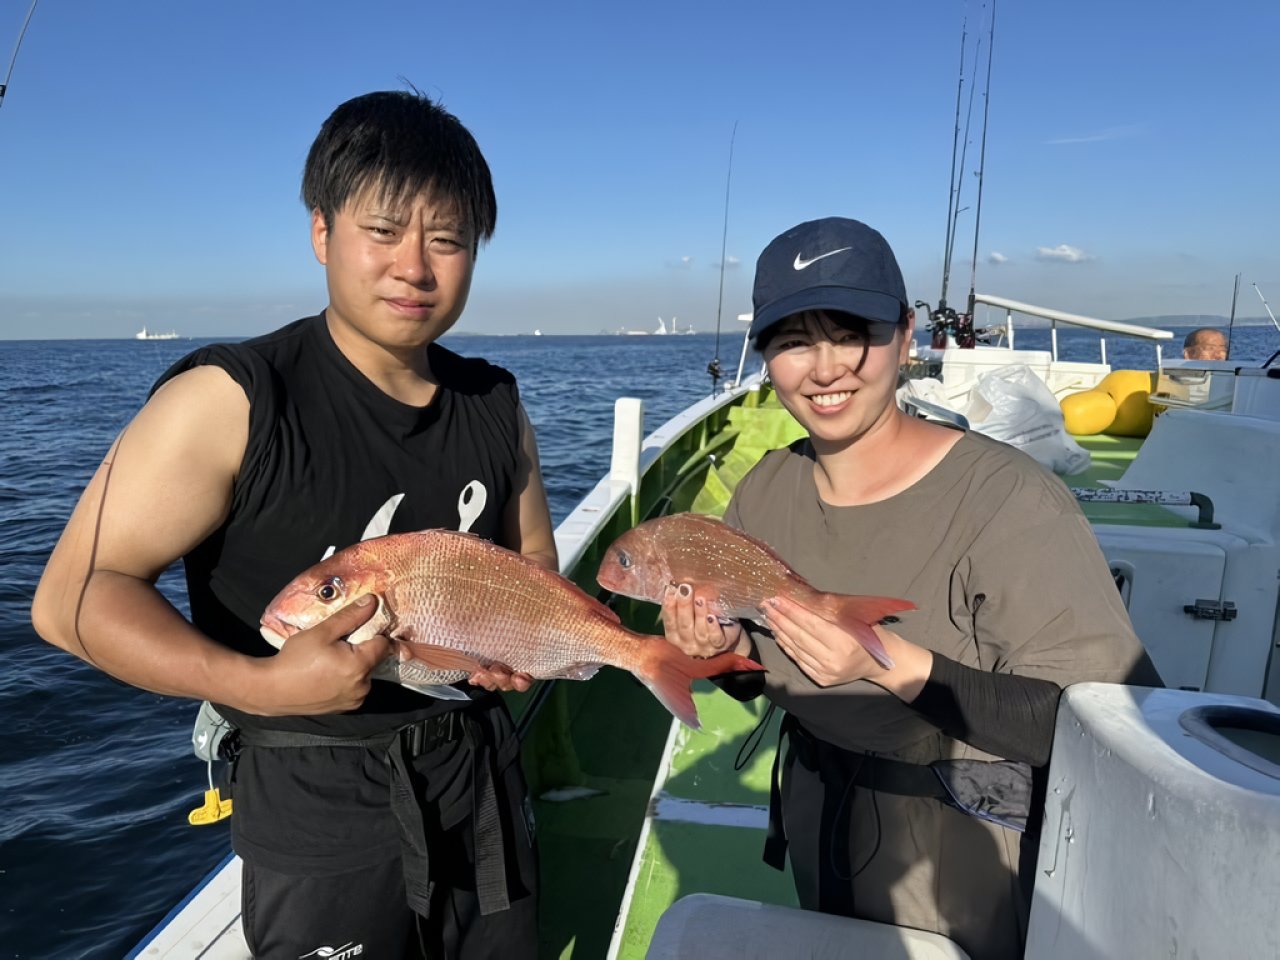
[678,584,692,598]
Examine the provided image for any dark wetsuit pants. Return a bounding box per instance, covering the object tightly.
[231,702,538,960]
[776,725,1033,960]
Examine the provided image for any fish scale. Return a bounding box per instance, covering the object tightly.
[385,535,625,675]
[665,524,799,617]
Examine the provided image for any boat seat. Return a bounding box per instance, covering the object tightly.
[646,893,970,959]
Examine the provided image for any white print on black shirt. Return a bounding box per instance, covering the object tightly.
[298,942,363,959]
[319,481,489,559]
[456,481,487,533]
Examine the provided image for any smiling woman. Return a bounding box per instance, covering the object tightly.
[759,310,911,462]
[658,215,1160,959]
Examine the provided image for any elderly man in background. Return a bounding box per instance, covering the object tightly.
[1183,327,1229,360]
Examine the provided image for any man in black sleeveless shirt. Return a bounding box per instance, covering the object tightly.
[32,91,555,958]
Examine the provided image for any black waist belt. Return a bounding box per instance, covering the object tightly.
[238,705,516,918]
[764,714,1031,879]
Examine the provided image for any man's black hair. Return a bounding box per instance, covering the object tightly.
[302,90,496,246]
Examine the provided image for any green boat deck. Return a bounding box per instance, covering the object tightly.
[1070,433,1186,527]
[609,687,796,958]
[521,386,807,958]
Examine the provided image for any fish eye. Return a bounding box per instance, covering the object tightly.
[617,550,631,569]
[316,577,345,603]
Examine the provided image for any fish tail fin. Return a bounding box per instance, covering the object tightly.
[804,593,916,670]
[637,642,765,730]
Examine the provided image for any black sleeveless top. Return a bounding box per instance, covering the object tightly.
[154,314,521,735]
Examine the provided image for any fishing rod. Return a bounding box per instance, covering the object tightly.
[943,23,983,312]
[0,0,40,113]
[1254,282,1279,334]
[1226,273,1240,361]
[930,1,993,349]
[939,13,969,311]
[965,0,997,320]
[707,119,738,395]
[1255,283,1280,368]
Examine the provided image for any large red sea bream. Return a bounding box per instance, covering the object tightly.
[596,513,914,669]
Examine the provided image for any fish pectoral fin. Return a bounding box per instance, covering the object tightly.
[399,681,473,701]
[558,662,602,681]
[400,642,489,675]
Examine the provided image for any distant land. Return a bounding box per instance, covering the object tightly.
[0,316,1274,342]
[1112,315,1271,328]
[973,314,1274,330]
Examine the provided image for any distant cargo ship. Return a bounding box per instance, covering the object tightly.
[134,326,180,340]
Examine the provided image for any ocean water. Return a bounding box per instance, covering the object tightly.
[0,322,1275,958]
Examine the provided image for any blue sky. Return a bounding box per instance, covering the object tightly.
[1,0,1277,339]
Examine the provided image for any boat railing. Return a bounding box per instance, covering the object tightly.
[732,313,760,387]
[973,293,1174,365]
[553,375,763,577]
[516,376,764,738]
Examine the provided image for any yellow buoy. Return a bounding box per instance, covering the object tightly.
[1060,369,1156,437]
[1098,369,1156,437]
[1061,389,1117,436]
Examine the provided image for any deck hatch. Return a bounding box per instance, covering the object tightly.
[1178,705,1280,780]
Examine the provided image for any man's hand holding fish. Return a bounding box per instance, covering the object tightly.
[249,593,394,714]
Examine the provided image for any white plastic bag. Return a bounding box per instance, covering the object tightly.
[970,365,1091,475]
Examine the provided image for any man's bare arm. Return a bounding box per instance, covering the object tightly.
[474,403,558,694]
[30,366,389,715]
[503,403,558,572]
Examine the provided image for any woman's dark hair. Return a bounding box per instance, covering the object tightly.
[301,90,496,247]
[753,308,910,353]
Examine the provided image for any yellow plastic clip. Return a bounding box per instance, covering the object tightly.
[188,787,233,825]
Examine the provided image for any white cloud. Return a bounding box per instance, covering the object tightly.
[712,255,741,270]
[666,255,695,269]
[988,251,1008,265]
[1045,125,1142,145]
[1036,244,1094,263]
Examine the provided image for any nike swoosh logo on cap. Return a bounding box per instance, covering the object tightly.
[793,247,852,270]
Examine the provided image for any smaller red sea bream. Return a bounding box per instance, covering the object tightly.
[259,529,762,728]
[596,513,914,669]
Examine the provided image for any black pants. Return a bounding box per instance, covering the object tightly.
[240,799,539,959]
[233,703,538,960]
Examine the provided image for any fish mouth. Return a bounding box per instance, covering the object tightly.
[259,614,300,649]
[596,565,636,596]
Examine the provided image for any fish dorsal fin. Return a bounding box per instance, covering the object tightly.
[435,528,484,541]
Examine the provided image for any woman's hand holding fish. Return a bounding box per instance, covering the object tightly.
[762,595,932,701]
[253,596,393,715]
[660,583,747,659]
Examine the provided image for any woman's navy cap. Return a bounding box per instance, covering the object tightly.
[749,217,908,343]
